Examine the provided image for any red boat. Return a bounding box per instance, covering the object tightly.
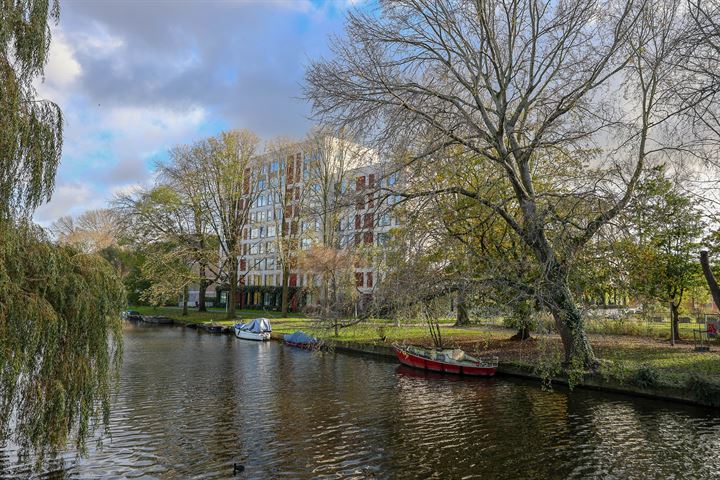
[392,344,498,377]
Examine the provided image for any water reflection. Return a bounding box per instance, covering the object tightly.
[1,322,720,479]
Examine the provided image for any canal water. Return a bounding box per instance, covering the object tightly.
[3,321,720,479]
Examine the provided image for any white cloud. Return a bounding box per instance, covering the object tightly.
[34,28,82,105]
[102,105,208,173]
[109,182,145,198]
[45,30,82,87]
[73,22,125,58]
[33,182,103,226]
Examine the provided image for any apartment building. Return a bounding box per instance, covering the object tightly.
[233,135,401,312]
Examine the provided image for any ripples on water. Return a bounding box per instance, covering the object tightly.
[2,322,720,479]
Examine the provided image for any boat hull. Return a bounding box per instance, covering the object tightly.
[234,329,270,341]
[393,346,497,377]
[284,340,317,349]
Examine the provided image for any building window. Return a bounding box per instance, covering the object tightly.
[356,176,366,191]
[354,214,361,230]
[363,213,373,228]
[366,272,373,288]
[368,174,375,188]
[364,232,373,244]
[355,272,364,287]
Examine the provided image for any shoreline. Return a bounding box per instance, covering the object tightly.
[315,337,718,408]
[130,315,720,408]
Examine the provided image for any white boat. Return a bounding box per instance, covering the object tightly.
[234,318,272,341]
[234,329,271,341]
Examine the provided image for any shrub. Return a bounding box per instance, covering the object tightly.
[686,373,720,407]
[376,324,387,342]
[633,364,660,389]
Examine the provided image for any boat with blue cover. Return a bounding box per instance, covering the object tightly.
[283,331,318,349]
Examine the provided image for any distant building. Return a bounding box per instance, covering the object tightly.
[228,134,400,312]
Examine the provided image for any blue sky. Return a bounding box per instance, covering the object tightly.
[33,0,366,225]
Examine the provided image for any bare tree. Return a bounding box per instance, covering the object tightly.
[157,144,218,311]
[298,244,359,335]
[114,185,216,315]
[194,130,261,319]
[265,137,307,316]
[52,209,118,253]
[306,0,693,367]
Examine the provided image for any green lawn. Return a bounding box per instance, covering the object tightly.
[132,305,307,326]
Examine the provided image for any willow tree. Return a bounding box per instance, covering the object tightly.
[1,0,62,220]
[1,0,125,457]
[306,0,691,368]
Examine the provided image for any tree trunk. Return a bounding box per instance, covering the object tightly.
[182,284,189,316]
[510,323,531,341]
[281,263,290,317]
[198,264,207,312]
[700,251,720,311]
[670,301,680,344]
[198,282,207,311]
[546,274,597,368]
[454,292,470,326]
[227,259,238,320]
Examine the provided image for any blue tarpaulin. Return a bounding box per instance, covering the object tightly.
[235,318,272,333]
[284,331,317,344]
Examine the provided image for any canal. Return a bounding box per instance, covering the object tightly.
[3,321,720,479]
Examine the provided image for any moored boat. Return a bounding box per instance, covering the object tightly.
[141,315,173,325]
[234,318,272,341]
[283,331,318,349]
[392,344,498,376]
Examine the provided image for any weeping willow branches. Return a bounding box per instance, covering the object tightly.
[1,0,63,220]
[0,221,125,455]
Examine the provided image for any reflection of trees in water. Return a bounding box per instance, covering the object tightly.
[266,350,399,477]
[387,372,573,479]
[569,394,720,479]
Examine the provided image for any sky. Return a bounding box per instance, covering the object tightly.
[33,0,365,225]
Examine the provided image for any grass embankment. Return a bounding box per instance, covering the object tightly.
[131,306,720,405]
